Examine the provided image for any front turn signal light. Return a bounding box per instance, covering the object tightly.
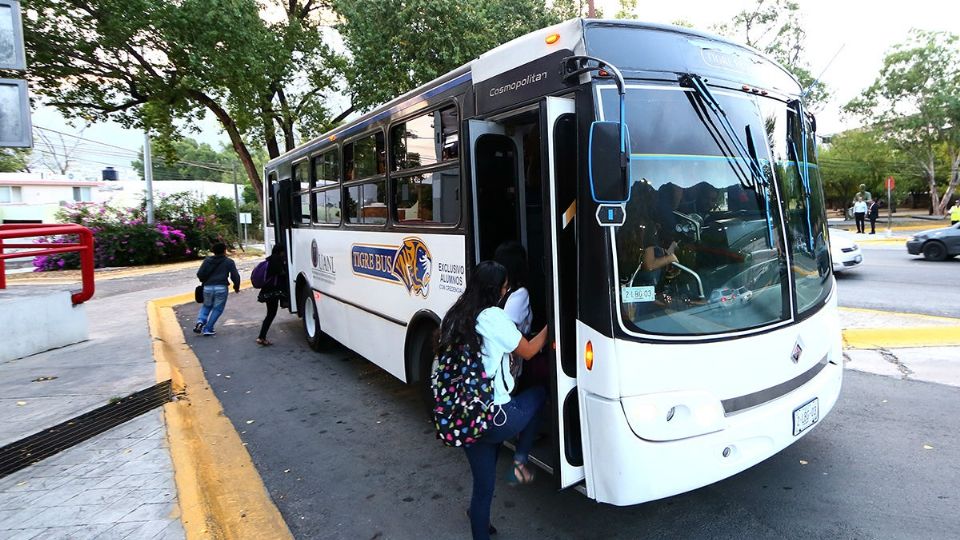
[585,341,594,371]
[545,33,560,45]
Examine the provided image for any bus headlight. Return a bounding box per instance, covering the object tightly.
[621,391,726,441]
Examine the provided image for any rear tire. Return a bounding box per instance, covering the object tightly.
[922,241,947,262]
[410,326,439,416]
[299,287,325,351]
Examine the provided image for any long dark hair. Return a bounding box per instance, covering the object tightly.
[494,241,527,293]
[437,261,508,354]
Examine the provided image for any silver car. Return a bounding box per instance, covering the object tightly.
[906,223,960,261]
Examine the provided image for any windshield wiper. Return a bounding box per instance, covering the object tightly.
[680,73,776,247]
[787,99,817,252]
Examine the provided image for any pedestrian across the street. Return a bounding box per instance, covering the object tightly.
[951,200,960,225]
[853,196,868,234]
[868,198,881,234]
[194,242,241,336]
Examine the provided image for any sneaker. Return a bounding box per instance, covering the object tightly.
[202,330,216,336]
[193,322,203,334]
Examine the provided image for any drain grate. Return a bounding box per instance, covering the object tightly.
[0,380,173,478]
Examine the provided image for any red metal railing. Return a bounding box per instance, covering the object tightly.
[0,224,96,305]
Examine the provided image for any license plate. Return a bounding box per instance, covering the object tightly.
[793,398,819,436]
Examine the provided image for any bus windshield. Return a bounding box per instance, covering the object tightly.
[598,84,823,336]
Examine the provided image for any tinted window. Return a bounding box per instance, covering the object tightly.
[395,168,460,225]
[313,188,342,225]
[348,132,385,180]
[267,172,277,225]
[346,181,387,225]
[313,150,339,187]
[293,163,311,224]
[391,108,459,170]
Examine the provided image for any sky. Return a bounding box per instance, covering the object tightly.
[25,0,960,180]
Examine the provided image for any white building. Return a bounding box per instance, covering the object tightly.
[0,172,243,224]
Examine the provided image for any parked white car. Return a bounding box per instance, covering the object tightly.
[829,229,863,273]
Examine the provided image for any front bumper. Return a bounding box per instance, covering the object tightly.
[582,360,843,506]
[906,240,923,255]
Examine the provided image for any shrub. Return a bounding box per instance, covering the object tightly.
[34,193,237,271]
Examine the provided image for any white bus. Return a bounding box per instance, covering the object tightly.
[263,18,842,506]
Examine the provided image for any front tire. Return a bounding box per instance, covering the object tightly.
[922,241,947,262]
[300,287,325,351]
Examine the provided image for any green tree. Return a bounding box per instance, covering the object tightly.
[22,0,344,205]
[0,148,30,172]
[818,130,908,207]
[845,30,960,216]
[333,0,564,111]
[132,138,232,182]
[715,0,829,106]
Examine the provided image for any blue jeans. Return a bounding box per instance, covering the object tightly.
[197,285,228,333]
[463,386,546,540]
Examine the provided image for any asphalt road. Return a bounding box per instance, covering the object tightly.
[835,243,959,318]
[176,293,960,540]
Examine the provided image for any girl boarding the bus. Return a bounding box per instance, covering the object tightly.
[437,261,548,540]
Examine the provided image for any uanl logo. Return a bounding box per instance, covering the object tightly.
[351,237,432,298]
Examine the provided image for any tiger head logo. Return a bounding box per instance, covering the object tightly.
[392,238,432,298]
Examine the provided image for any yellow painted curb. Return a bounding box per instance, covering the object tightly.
[148,288,291,540]
[840,307,960,349]
[843,326,960,349]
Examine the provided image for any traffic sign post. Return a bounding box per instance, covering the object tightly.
[885,176,895,237]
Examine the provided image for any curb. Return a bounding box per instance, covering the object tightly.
[148,287,292,540]
[840,307,960,349]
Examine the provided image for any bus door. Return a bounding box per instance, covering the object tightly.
[273,177,295,310]
[467,119,523,263]
[541,96,585,488]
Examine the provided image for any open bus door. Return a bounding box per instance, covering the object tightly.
[273,177,294,310]
[541,96,585,488]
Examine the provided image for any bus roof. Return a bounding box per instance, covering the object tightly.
[267,18,795,169]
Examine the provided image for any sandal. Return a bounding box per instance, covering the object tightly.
[256,338,273,346]
[506,461,535,486]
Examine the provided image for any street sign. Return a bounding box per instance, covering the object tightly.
[595,204,626,227]
[239,212,252,224]
[0,78,32,147]
[0,1,27,70]
[886,176,895,190]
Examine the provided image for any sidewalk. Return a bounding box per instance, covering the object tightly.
[0,260,957,538]
[0,276,194,539]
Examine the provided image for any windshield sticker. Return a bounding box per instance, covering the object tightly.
[622,286,656,303]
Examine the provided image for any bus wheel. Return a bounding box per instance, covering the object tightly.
[300,288,325,351]
[412,326,438,415]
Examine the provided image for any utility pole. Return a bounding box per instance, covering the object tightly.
[143,133,155,225]
[233,163,243,250]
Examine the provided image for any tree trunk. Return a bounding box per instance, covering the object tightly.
[188,90,264,205]
[936,151,960,216]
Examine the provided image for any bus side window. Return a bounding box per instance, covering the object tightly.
[267,172,277,225]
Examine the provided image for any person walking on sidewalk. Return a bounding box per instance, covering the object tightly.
[194,242,241,336]
[853,196,867,234]
[256,245,288,346]
[951,200,960,225]
[868,198,881,234]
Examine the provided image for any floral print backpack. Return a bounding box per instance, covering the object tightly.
[431,344,495,447]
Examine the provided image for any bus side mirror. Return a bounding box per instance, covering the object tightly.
[588,121,630,203]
